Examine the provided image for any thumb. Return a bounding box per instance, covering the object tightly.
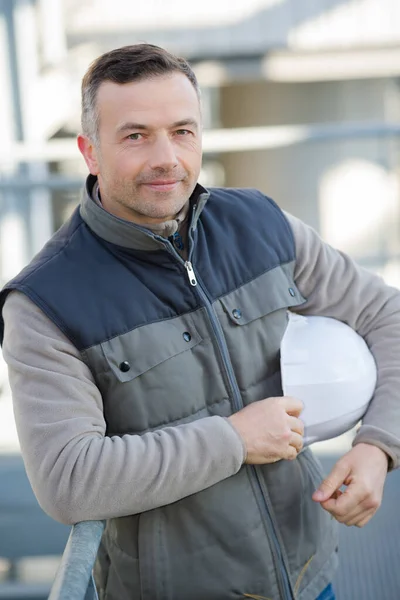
[312,460,350,502]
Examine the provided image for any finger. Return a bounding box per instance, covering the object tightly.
[288,415,304,436]
[345,508,376,528]
[289,431,304,453]
[317,489,342,510]
[323,498,365,524]
[320,480,365,517]
[282,396,304,417]
[285,445,298,461]
[331,502,376,527]
[354,509,377,528]
[312,460,351,502]
[331,486,382,526]
[331,489,343,500]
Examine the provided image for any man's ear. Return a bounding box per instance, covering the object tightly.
[77,135,100,175]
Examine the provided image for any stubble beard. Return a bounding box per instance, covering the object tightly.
[106,176,194,222]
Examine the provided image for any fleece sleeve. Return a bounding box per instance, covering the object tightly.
[286,211,400,469]
[1,291,245,525]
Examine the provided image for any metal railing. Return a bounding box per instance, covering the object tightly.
[48,521,105,600]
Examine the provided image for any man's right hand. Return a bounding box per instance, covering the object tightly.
[228,396,304,464]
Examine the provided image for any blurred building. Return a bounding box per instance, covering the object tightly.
[2,0,400,287]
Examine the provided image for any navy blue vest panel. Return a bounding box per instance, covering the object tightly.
[193,187,295,300]
[0,187,295,351]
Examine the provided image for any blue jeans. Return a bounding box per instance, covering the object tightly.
[316,584,336,600]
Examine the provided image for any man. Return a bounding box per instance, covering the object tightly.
[0,44,399,600]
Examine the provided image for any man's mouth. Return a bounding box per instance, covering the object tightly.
[143,180,181,192]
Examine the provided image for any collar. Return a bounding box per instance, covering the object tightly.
[79,175,210,251]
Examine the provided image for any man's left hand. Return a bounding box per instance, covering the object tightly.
[312,442,389,527]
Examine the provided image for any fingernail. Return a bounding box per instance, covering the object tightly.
[313,490,324,501]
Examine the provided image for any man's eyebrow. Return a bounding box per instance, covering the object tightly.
[171,118,199,130]
[116,118,199,135]
[116,122,149,135]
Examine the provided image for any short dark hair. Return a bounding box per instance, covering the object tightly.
[81,44,199,143]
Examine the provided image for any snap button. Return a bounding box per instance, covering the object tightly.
[183,332,191,342]
[288,288,296,297]
[232,308,242,320]
[119,361,131,373]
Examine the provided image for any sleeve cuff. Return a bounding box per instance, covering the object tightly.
[353,425,400,471]
[222,417,247,465]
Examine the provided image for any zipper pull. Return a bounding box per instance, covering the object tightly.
[185,261,197,286]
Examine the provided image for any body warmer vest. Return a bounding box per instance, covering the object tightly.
[0,181,338,600]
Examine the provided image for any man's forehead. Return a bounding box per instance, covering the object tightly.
[97,75,199,112]
[96,75,201,132]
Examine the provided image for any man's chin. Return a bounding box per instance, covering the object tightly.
[135,204,186,223]
[138,194,189,218]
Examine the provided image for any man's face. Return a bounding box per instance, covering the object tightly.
[78,72,203,224]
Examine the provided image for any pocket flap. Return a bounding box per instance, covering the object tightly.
[219,264,305,326]
[101,314,202,382]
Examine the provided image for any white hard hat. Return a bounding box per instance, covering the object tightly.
[280,312,377,446]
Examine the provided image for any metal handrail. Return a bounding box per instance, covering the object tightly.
[48,520,105,600]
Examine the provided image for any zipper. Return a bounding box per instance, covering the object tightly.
[162,224,294,600]
[184,261,197,286]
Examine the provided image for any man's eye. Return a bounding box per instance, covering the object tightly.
[127,133,142,140]
[176,129,191,136]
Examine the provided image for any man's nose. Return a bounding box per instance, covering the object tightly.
[148,134,178,170]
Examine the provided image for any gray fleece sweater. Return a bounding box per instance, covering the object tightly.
[2,211,400,525]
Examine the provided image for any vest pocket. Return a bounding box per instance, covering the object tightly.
[100,313,203,383]
[94,312,213,435]
[215,266,305,404]
[218,264,305,327]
